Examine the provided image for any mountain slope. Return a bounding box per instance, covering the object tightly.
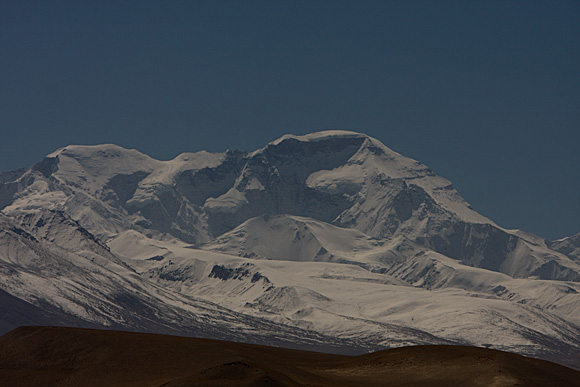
[0,211,367,353]
[107,231,580,367]
[549,233,580,263]
[202,214,386,263]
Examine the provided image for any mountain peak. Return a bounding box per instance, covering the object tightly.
[249,131,371,161]
[269,130,368,146]
[54,143,155,161]
[36,144,162,193]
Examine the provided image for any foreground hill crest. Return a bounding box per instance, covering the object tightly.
[2,326,579,387]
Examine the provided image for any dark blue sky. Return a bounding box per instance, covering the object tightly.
[1,0,579,239]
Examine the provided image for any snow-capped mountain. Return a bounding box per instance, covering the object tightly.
[1,130,579,368]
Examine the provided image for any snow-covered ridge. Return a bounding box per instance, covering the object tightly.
[46,144,227,188]
[269,130,367,145]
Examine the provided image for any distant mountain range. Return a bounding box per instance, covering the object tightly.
[1,130,579,368]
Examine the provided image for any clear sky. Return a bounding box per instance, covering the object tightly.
[1,0,579,239]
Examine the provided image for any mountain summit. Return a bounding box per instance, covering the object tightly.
[1,131,580,368]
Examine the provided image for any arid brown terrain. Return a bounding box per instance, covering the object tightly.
[1,326,579,386]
